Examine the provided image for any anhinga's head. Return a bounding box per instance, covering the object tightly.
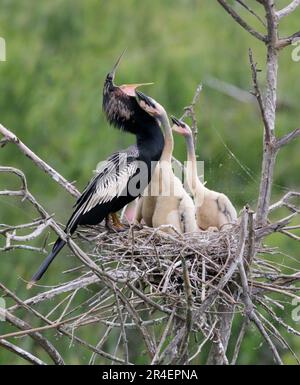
[170,116,192,137]
[135,91,166,122]
[103,50,153,134]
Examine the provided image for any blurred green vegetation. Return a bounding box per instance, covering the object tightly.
[0,0,299,364]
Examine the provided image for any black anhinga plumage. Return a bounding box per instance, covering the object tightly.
[28,55,164,288]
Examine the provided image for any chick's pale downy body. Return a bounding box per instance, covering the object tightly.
[28,54,164,287]
[171,116,237,231]
[134,92,198,234]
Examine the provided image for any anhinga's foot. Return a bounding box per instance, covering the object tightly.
[105,213,126,232]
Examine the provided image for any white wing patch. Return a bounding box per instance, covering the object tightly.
[66,147,139,232]
[83,158,138,214]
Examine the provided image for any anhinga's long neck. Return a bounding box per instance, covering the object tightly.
[136,119,164,163]
[158,111,174,163]
[185,134,205,200]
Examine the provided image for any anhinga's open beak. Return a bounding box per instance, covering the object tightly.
[120,83,154,97]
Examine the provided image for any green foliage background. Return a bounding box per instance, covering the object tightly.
[0,0,299,364]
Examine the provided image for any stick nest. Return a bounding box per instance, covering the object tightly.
[77,224,240,305]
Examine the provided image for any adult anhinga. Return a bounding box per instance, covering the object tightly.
[27,55,164,288]
[134,92,198,234]
[171,116,237,230]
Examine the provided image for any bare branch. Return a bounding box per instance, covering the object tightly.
[236,0,266,27]
[238,253,283,365]
[230,319,248,365]
[269,191,300,213]
[0,123,80,198]
[277,31,300,49]
[181,83,202,144]
[255,212,298,238]
[248,49,272,144]
[276,0,300,20]
[0,307,64,365]
[217,0,266,42]
[177,252,193,363]
[0,339,47,365]
[276,128,300,149]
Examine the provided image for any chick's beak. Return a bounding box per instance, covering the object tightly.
[170,116,187,135]
[135,90,156,107]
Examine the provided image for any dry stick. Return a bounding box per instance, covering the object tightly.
[181,83,202,144]
[255,212,298,238]
[0,124,80,198]
[268,191,300,213]
[0,319,69,339]
[205,209,248,365]
[70,235,158,359]
[279,229,300,241]
[151,309,175,365]
[56,289,79,322]
[110,312,129,366]
[276,0,300,20]
[197,208,248,319]
[0,339,47,365]
[248,49,272,144]
[89,317,118,365]
[0,307,64,365]
[113,285,156,358]
[9,275,100,310]
[217,0,267,42]
[171,83,202,171]
[257,298,300,338]
[236,0,266,27]
[254,0,279,227]
[201,258,206,301]
[67,241,157,359]
[2,315,130,364]
[0,284,129,364]
[177,253,193,364]
[238,257,283,365]
[256,310,300,364]
[188,318,218,363]
[158,325,186,365]
[276,128,300,149]
[230,319,248,365]
[45,291,75,319]
[277,30,300,49]
[113,287,129,364]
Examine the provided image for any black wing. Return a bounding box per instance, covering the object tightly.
[66,146,139,231]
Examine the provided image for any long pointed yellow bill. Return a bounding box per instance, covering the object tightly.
[120,82,154,96]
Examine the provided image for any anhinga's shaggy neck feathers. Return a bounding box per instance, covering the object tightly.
[103,76,158,135]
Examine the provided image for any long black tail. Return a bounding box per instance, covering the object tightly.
[27,238,66,289]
